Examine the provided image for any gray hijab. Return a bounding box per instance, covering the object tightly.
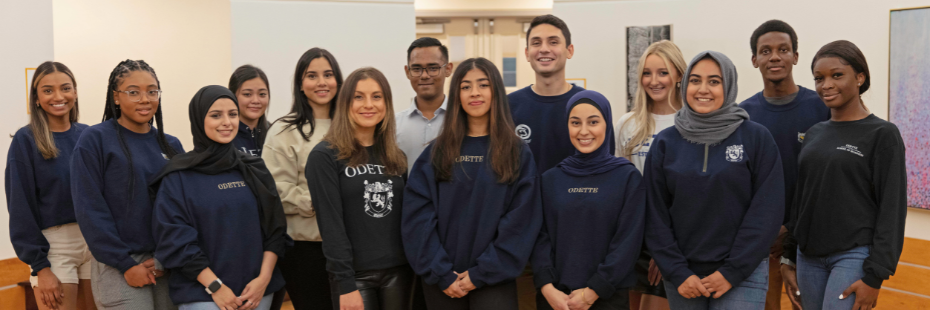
[674,50,749,145]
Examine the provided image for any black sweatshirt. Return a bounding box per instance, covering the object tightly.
[305,141,408,295]
[784,114,907,289]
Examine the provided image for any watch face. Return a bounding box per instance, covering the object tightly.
[209,280,222,293]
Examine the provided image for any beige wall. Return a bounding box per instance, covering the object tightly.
[53,0,233,151]
[416,0,552,11]
[0,0,54,260]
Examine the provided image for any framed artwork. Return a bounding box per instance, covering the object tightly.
[26,68,36,114]
[889,6,930,209]
[626,25,671,112]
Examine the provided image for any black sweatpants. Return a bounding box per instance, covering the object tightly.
[422,279,518,310]
[281,241,333,310]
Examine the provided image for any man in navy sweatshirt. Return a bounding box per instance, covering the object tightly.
[738,19,830,310]
[509,14,595,173]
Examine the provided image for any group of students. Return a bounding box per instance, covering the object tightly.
[6,14,906,310]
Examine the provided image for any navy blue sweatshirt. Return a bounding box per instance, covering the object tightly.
[71,119,184,273]
[532,164,645,299]
[644,121,784,288]
[154,170,285,304]
[402,136,542,290]
[739,86,829,223]
[233,121,262,157]
[6,123,88,275]
[509,85,608,173]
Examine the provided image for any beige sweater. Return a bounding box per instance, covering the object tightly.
[262,116,331,242]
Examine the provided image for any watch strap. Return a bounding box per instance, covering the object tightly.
[205,278,223,295]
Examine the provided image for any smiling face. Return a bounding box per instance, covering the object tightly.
[114,71,159,126]
[36,72,77,119]
[204,98,239,144]
[568,103,606,154]
[407,46,451,101]
[302,57,338,108]
[350,78,386,130]
[752,32,798,83]
[525,24,574,76]
[812,57,865,109]
[686,58,726,114]
[235,77,268,125]
[641,54,680,104]
[459,68,493,120]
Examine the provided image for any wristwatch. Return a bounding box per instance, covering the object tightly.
[779,256,796,267]
[205,278,223,295]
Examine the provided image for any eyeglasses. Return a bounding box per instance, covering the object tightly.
[408,64,446,77]
[116,89,162,102]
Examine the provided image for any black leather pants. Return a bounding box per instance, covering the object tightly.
[330,265,415,310]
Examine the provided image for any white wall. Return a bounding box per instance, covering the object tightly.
[554,0,930,241]
[231,0,416,118]
[53,0,233,152]
[0,0,54,260]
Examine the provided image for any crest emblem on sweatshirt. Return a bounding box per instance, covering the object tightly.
[798,132,806,143]
[363,180,393,218]
[515,124,532,142]
[725,145,744,163]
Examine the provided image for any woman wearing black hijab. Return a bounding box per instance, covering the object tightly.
[532,90,644,310]
[151,85,288,310]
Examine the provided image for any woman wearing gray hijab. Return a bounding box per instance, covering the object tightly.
[643,51,785,310]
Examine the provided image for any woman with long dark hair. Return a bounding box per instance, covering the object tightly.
[306,67,411,310]
[644,51,784,310]
[71,59,183,309]
[7,61,94,310]
[782,40,906,310]
[534,90,644,310]
[150,85,288,310]
[402,57,542,310]
[261,48,343,310]
[229,64,271,157]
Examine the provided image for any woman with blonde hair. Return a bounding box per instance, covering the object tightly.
[305,67,412,310]
[614,40,685,310]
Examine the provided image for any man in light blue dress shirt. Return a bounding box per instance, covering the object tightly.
[397,37,454,171]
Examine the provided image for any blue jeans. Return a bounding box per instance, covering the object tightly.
[796,245,869,310]
[179,293,273,310]
[663,260,768,310]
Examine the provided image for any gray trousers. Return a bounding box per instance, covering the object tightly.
[91,253,177,310]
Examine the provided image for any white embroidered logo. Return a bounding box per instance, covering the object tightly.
[726,145,744,163]
[798,132,806,143]
[363,180,394,218]
[515,124,532,142]
[837,144,864,157]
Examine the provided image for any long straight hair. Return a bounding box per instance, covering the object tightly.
[811,40,870,112]
[103,59,178,204]
[229,64,271,147]
[323,67,406,176]
[29,61,80,159]
[431,58,522,184]
[278,48,344,141]
[621,40,686,159]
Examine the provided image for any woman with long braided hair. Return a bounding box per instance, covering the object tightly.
[71,59,184,309]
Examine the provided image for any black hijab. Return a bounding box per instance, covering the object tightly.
[149,85,288,258]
